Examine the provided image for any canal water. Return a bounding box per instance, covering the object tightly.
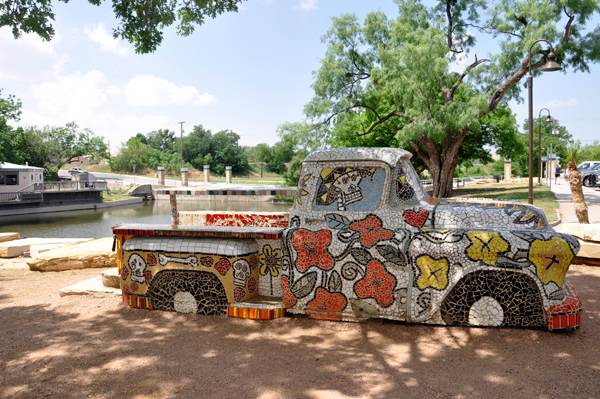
[0,201,291,239]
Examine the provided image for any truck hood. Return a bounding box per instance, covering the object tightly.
[432,198,549,230]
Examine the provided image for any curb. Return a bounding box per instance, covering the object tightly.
[549,209,562,227]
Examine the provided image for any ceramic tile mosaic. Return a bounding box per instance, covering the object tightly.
[156,189,297,196]
[123,236,258,257]
[227,297,285,320]
[179,211,289,228]
[118,234,260,315]
[277,147,582,330]
[113,147,583,331]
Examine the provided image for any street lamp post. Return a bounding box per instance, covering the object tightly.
[528,39,562,204]
[537,108,552,186]
[548,120,558,191]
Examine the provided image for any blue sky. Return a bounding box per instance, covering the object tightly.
[1,0,599,153]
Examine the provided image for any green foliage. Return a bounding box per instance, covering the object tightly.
[299,1,600,197]
[579,141,600,161]
[180,125,250,176]
[1,0,246,53]
[0,89,22,122]
[511,117,572,178]
[110,125,251,176]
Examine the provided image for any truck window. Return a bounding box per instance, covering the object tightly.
[389,160,428,208]
[313,166,386,211]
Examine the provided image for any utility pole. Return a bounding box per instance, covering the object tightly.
[108,140,110,157]
[178,122,185,170]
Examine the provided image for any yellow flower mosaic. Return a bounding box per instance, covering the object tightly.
[416,256,449,290]
[466,231,509,265]
[529,236,573,286]
[259,244,282,277]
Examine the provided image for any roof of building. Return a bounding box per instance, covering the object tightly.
[303,147,413,166]
[0,162,45,171]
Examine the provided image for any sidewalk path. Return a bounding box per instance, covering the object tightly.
[548,177,600,231]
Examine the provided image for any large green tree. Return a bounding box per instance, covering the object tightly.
[304,0,600,197]
[182,125,250,176]
[1,0,246,53]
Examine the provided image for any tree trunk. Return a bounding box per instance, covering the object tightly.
[567,161,589,224]
[409,129,467,198]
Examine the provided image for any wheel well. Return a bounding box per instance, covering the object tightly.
[147,270,228,315]
[440,270,545,328]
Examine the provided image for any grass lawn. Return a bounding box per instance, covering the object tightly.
[101,188,133,202]
[454,182,559,223]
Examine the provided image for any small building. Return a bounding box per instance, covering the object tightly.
[0,162,45,193]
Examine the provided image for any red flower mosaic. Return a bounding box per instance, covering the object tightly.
[281,276,296,308]
[248,277,257,293]
[122,284,131,293]
[215,258,231,276]
[130,282,139,292]
[145,271,152,285]
[249,254,259,270]
[121,265,129,280]
[234,287,245,302]
[200,256,214,268]
[147,254,157,267]
[403,209,428,227]
[354,260,396,307]
[292,229,334,272]
[306,288,347,320]
[349,215,394,247]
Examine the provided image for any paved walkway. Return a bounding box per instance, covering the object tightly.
[548,176,600,231]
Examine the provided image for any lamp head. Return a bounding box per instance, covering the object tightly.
[541,52,562,72]
[545,115,553,123]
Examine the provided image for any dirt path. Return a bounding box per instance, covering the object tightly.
[1,265,599,399]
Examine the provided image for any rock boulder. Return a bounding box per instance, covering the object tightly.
[27,237,116,272]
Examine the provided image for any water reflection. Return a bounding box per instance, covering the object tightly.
[0,200,291,238]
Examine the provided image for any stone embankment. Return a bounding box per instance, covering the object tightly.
[563,223,600,265]
[26,237,117,271]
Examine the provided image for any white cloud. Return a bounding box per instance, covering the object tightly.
[84,23,129,57]
[124,75,217,107]
[540,98,580,108]
[0,27,69,80]
[299,0,317,11]
[30,71,111,117]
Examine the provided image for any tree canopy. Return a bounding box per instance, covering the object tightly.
[1,0,246,53]
[304,0,600,197]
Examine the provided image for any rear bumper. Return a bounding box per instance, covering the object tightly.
[547,281,582,332]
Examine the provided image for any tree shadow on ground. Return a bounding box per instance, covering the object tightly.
[0,265,599,399]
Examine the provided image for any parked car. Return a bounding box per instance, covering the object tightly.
[114,147,582,331]
[581,163,600,187]
[68,167,88,175]
[564,161,600,180]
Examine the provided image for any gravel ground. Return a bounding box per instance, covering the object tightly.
[1,265,599,399]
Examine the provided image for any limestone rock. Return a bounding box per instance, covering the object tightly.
[563,223,600,243]
[577,239,600,260]
[0,237,92,258]
[27,237,117,272]
[59,276,122,298]
[0,232,20,243]
[101,268,121,288]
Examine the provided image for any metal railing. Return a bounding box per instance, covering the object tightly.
[2,180,107,203]
[17,180,108,192]
[0,192,43,203]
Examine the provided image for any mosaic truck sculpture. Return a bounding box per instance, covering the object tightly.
[113,148,581,331]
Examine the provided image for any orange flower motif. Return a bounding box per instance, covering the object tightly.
[281,276,296,308]
[292,229,334,272]
[354,260,396,307]
[306,288,347,320]
[350,215,394,247]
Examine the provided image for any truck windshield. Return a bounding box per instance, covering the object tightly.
[313,166,386,211]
